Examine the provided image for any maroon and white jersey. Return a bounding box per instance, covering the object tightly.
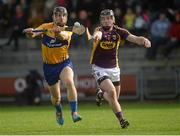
[90,25,130,68]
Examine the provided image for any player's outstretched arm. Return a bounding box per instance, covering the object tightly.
[52,26,70,40]
[126,34,151,48]
[23,28,43,38]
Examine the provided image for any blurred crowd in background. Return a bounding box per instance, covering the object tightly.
[0,0,179,60]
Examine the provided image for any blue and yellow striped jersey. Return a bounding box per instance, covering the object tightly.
[35,22,73,64]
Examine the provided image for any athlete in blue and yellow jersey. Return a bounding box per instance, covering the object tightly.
[90,9,151,128]
[23,6,82,125]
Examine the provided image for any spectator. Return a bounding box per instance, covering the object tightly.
[78,10,91,28]
[68,11,78,26]
[146,12,171,60]
[24,70,43,105]
[28,8,45,28]
[162,12,180,58]
[142,9,151,28]
[134,6,150,35]
[0,3,9,38]
[44,0,56,20]
[134,12,146,34]
[114,7,123,27]
[2,5,26,51]
[71,10,91,48]
[123,8,136,31]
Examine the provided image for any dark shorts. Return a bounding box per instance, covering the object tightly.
[43,59,73,86]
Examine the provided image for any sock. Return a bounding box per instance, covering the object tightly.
[115,111,123,121]
[69,101,77,114]
[55,104,62,113]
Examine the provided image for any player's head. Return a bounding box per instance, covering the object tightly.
[52,6,68,26]
[100,9,115,30]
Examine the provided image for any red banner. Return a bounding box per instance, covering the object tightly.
[0,74,137,96]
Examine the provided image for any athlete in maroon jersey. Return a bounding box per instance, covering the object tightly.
[90,9,151,128]
[91,26,130,68]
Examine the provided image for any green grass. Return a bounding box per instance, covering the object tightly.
[0,101,180,135]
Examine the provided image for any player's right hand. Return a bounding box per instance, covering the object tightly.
[23,28,34,38]
[23,28,33,33]
[93,31,102,41]
[143,38,151,48]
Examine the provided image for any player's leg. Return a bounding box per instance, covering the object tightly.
[100,79,129,128]
[48,81,64,125]
[95,81,120,107]
[93,66,115,106]
[96,88,104,106]
[114,84,129,128]
[92,65,106,106]
[100,79,120,111]
[60,66,82,122]
[112,68,129,128]
[114,84,120,99]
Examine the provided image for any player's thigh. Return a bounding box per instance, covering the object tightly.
[100,79,116,97]
[92,65,108,83]
[48,81,61,97]
[108,67,120,98]
[60,66,74,84]
[109,67,120,82]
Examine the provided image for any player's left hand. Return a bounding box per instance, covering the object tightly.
[93,31,102,41]
[72,22,85,35]
[143,38,151,48]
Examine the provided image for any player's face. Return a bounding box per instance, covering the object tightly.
[53,12,67,26]
[100,16,114,27]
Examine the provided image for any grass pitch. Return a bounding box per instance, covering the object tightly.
[0,101,180,135]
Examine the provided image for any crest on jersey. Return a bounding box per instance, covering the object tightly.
[100,41,116,49]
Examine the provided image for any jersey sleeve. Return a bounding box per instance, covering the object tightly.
[116,27,130,40]
[35,23,46,30]
[31,23,47,38]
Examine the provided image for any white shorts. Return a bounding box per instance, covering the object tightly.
[92,64,120,83]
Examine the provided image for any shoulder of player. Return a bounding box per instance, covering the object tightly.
[113,25,130,34]
[113,25,126,31]
[39,22,54,28]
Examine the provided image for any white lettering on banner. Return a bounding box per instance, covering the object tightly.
[76,78,96,89]
[14,78,27,93]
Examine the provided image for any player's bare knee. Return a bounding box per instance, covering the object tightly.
[108,89,117,101]
[64,78,74,88]
[51,96,61,105]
